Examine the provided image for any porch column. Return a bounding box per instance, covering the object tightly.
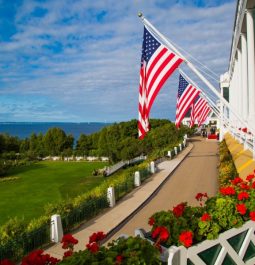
[237,48,243,122]
[241,33,248,121]
[246,10,255,124]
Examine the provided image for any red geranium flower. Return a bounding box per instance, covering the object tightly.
[116,255,124,264]
[173,202,186,217]
[231,177,243,185]
[63,250,73,258]
[21,249,60,265]
[220,186,236,195]
[240,183,250,190]
[236,204,247,215]
[148,217,155,226]
[151,226,170,242]
[179,231,193,248]
[246,174,254,182]
[250,211,255,221]
[238,192,249,200]
[61,234,78,249]
[0,260,15,265]
[201,213,211,222]
[195,192,208,201]
[252,182,255,189]
[86,242,99,253]
[89,231,106,243]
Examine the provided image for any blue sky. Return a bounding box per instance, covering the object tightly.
[0,0,236,122]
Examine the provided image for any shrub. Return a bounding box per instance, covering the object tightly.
[218,140,238,186]
[58,236,161,265]
[148,166,255,248]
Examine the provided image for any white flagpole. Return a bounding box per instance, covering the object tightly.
[138,13,255,135]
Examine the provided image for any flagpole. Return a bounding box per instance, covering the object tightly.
[138,13,255,135]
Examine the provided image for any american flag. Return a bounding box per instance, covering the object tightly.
[138,26,183,139]
[175,75,200,128]
[193,97,208,124]
[189,102,195,128]
[197,105,211,126]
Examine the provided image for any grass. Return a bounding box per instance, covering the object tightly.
[0,161,107,226]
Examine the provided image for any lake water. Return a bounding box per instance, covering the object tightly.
[0,122,110,140]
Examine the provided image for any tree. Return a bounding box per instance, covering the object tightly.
[76,134,92,156]
[43,128,69,156]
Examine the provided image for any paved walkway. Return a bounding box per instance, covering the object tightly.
[45,136,219,258]
[107,136,219,242]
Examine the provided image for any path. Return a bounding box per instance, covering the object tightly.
[45,136,219,258]
[106,136,219,242]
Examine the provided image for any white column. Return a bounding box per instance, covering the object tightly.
[51,214,63,243]
[134,171,141,187]
[237,48,243,122]
[241,33,249,121]
[179,143,182,151]
[107,187,116,207]
[150,161,156,173]
[246,10,255,124]
[174,147,178,155]
[229,59,238,124]
[220,82,224,141]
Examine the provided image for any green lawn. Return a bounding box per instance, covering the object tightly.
[0,161,107,226]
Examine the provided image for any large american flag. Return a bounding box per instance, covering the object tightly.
[175,74,200,128]
[138,27,183,139]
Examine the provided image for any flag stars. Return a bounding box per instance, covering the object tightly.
[141,27,161,63]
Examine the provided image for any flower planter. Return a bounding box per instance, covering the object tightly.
[135,220,255,265]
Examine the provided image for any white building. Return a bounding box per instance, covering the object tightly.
[220,0,255,160]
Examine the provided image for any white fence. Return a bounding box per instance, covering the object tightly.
[135,221,255,265]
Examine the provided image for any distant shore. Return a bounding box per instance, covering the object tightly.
[0,122,111,140]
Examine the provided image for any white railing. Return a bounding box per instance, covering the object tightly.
[135,221,255,265]
[105,155,147,176]
[168,221,255,265]
[228,126,255,158]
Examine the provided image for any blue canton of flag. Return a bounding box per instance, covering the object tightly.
[141,28,161,64]
[178,75,189,98]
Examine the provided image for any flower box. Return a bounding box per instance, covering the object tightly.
[135,220,255,265]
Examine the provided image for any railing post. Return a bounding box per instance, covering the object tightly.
[150,161,156,174]
[168,246,181,265]
[134,171,141,187]
[107,187,116,207]
[179,143,182,151]
[51,214,63,243]
[174,147,178,156]
[167,151,172,159]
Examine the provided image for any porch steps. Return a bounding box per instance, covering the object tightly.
[224,133,255,179]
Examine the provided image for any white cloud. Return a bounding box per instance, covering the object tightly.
[0,0,236,122]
